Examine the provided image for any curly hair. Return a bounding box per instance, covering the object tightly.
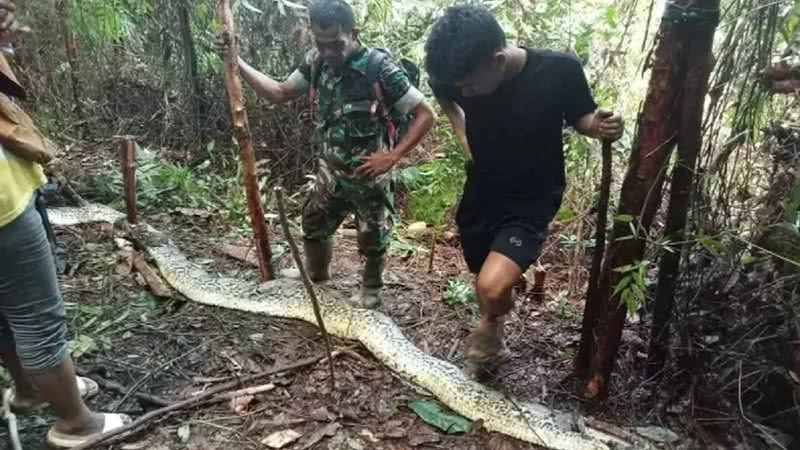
[424,5,506,84]
[309,0,355,31]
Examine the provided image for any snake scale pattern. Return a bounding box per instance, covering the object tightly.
[48,203,655,450]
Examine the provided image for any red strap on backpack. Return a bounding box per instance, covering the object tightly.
[371,81,396,150]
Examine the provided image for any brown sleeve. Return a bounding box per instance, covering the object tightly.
[0,53,26,99]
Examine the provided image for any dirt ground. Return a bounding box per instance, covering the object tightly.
[0,146,673,450]
[0,205,669,450]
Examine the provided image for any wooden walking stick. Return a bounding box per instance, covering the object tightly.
[118,137,137,224]
[274,186,337,393]
[217,0,274,281]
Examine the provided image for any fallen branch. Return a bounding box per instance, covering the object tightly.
[427,228,437,273]
[69,351,340,450]
[132,252,173,298]
[217,243,260,267]
[51,169,88,207]
[212,383,275,401]
[217,0,274,281]
[76,369,172,407]
[2,389,22,450]
[274,186,337,393]
[111,338,215,412]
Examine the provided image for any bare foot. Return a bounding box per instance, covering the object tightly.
[464,318,508,380]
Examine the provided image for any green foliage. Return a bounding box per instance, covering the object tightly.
[80,157,213,211]
[68,0,151,45]
[696,233,728,258]
[68,334,97,359]
[401,125,467,226]
[552,290,581,322]
[783,183,800,226]
[443,278,475,305]
[558,233,595,248]
[77,145,267,228]
[612,260,648,318]
[388,228,419,257]
[554,207,578,223]
[778,0,800,44]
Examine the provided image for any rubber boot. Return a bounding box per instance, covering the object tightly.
[348,254,384,309]
[280,238,332,282]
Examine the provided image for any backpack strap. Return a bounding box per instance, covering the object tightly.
[365,49,397,150]
[308,50,323,119]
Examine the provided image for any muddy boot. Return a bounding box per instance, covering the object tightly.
[348,255,384,309]
[464,316,508,381]
[280,238,332,282]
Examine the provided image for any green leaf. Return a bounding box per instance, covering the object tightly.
[605,6,617,27]
[554,207,578,223]
[615,214,634,223]
[444,279,476,305]
[408,400,472,434]
[69,334,97,359]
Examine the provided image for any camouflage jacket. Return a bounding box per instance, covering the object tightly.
[296,47,413,175]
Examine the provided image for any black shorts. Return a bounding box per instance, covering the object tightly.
[456,172,562,274]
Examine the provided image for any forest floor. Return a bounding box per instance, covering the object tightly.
[1,146,678,450]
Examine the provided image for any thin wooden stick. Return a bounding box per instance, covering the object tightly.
[132,252,174,298]
[111,338,215,412]
[213,383,275,400]
[75,369,172,407]
[217,0,274,281]
[427,227,437,273]
[119,137,137,224]
[2,389,22,450]
[69,351,339,450]
[274,186,336,393]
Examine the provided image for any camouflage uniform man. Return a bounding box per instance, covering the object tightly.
[219,0,436,307]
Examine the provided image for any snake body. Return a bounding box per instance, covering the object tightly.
[48,204,654,450]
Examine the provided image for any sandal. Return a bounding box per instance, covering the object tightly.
[6,376,100,414]
[46,413,132,448]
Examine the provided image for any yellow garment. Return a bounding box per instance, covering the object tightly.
[0,51,47,227]
[0,144,46,227]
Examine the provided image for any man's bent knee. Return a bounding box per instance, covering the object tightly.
[475,276,514,316]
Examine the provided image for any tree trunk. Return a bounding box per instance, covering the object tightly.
[647,17,717,380]
[56,0,82,121]
[179,0,204,142]
[217,0,274,282]
[575,0,719,399]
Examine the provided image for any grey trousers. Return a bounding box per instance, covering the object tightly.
[0,194,68,372]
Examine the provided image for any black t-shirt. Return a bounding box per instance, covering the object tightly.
[432,48,597,203]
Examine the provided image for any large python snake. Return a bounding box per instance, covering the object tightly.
[48,203,656,450]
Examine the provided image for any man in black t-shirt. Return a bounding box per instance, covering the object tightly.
[425,5,624,378]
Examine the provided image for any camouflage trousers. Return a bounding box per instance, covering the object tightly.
[302,159,394,257]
